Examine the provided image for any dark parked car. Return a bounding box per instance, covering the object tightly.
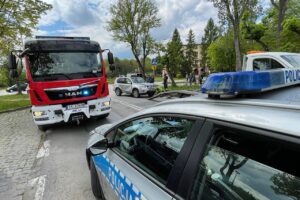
[6,83,28,93]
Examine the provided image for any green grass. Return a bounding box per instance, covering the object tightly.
[0,94,30,112]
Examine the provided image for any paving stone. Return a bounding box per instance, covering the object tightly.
[0,109,41,199]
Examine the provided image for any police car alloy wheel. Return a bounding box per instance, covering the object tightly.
[90,158,105,200]
[115,88,122,96]
[132,89,140,98]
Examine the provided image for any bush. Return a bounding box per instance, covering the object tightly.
[0,67,9,87]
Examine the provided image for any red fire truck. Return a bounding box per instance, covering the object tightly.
[8,36,114,131]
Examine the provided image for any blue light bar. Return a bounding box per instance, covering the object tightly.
[202,68,300,96]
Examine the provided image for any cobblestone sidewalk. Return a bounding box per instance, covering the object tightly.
[0,109,42,200]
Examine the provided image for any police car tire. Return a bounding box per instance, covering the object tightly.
[38,125,48,132]
[115,88,122,96]
[90,158,105,199]
[132,89,140,98]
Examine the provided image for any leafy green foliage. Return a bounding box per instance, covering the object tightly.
[0,0,52,58]
[207,32,236,72]
[166,29,185,86]
[201,18,219,68]
[107,0,160,77]
[183,29,197,75]
[209,0,260,71]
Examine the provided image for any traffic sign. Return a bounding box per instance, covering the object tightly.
[151,65,157,71]
[151,58,158,66]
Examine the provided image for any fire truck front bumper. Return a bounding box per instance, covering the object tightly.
[31,97,111,125]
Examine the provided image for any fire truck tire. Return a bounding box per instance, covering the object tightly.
[38,125,48,132]
[115,88,122,96]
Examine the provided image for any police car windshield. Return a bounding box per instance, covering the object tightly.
[281,55,300,68]
[131,77,145,83]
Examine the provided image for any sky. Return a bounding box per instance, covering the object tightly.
[34,0,247,59]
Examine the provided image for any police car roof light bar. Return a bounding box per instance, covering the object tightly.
[202,68,300,96]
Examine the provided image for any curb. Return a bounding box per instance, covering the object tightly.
[0,106,31,115]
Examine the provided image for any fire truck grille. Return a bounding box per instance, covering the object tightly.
[45,86,97,100]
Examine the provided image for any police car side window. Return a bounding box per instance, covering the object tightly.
[117,78,124,84]
[189,128,300,200]
[253,58,284,71]
[114,116,194,184]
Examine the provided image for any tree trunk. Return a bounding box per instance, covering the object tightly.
[271,0,288,47]
[233,24,242,71]
[166,67,176,87]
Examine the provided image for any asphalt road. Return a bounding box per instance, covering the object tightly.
[36,87,157,200]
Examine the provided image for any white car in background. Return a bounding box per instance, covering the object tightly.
[113,76,156,98]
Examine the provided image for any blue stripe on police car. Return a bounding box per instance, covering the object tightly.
[93,155,144,200]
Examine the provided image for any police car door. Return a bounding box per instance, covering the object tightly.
[93,115,202,200]
[123,78,133,94]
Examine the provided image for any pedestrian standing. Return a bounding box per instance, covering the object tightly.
[163,73,168,91]
[186,73,189,85]
[189,73,193,86]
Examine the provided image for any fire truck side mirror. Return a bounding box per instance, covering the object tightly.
[109,64,115,71]
[107,52,114,65]
[8,54,17,70]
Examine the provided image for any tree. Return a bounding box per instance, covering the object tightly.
[166,29,185,86]
[241,12,270,51]
[201,18,219,68]
[271,172,300,199]
[207,32,236,72]
[284,17,300,36]
[270,0,289,44]
[107,0,161,78]
[0,0,52,57]
[184,29,197,75]
[209,0,259,71]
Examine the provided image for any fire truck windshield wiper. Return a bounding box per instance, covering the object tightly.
[42,73,72,80]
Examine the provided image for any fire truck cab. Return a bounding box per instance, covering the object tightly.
[8,36,114,131]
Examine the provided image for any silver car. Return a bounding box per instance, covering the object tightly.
[86,85,300,200]
[113,76,156,98]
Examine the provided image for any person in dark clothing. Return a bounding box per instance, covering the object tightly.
[163,73,168,90]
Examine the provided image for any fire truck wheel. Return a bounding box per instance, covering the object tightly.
[38,125,48,132]
[115,88,122,96]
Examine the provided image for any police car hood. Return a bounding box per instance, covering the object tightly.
[87,124,113,148]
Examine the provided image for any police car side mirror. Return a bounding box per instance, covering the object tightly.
[90,139,108,155]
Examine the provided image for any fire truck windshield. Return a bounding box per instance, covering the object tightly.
[28,52,103,81]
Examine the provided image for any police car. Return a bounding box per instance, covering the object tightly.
[86,68,300,200]
[113,76,156,98]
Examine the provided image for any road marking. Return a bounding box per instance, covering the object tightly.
[112,99,143,111]
[28,175,46,200]
[36,140,50,159]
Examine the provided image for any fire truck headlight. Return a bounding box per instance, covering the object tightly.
[33,111,46,117]
[83,90,90,96]
[102,101,110,107]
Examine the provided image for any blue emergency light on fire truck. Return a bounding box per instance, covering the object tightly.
[202,68,300,96]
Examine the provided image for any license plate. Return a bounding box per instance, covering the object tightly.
[67,103,85,110]
[71,114,84,121]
